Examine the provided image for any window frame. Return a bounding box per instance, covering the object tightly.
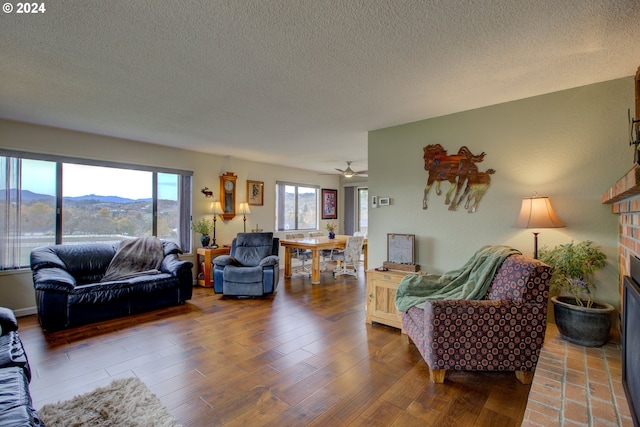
[0,149,193,270]
[275,181,319,232]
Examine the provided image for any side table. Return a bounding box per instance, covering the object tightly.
[196,246,230,288]
[365,269,409,329]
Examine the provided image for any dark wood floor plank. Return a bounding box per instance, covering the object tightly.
[348,398,405,427]
[19,268,531,425]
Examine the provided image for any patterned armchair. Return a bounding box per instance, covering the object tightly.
[402,254,552,384]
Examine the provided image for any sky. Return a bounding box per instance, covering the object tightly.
[17,159,177,200]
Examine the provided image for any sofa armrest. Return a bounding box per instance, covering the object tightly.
[0,308,18,335]
[30,246,67,271]
[32,268,76,292]
[259,255,279,267]
[160,254,193,277]
[213,255,238,267]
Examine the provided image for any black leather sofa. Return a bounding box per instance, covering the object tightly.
[0,308,44,426]
[30,239,193,331]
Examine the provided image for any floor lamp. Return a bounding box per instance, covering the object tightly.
[211,201,223,248]
[238,202,252,233]
[512,195,566,259]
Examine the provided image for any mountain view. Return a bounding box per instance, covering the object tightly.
[7,189,177,239]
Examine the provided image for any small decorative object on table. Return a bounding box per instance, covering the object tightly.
[538,240,614,347]
[326,222,336,239]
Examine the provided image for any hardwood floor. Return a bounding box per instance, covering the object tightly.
[19,269,532,426]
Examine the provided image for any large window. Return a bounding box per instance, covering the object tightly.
[275,182,318,231]
[0,150,192,270]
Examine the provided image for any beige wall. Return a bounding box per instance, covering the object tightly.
[368,77,634,311]
[0,119,340,315]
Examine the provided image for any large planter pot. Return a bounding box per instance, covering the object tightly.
[552,296,615,347]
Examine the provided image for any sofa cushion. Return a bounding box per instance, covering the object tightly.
[68,281,131,305]
[223,265,263,283]
[127,274,179,294]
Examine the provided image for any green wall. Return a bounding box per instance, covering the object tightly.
[368,77,634,311]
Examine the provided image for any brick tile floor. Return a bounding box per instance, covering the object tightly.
[522,324,634,427]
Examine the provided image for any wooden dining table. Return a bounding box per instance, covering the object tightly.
[280,234,368,284]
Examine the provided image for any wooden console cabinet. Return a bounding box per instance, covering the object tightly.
[365,269,409,329]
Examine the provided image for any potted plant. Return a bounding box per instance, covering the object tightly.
[325,222,337,239]
[538,240,614,347]
[192,218,212,247]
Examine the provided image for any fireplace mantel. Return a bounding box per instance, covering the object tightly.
[602,164,640,206]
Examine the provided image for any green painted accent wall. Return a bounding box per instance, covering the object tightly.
[368,77,634,311]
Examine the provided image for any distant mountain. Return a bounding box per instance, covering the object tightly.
[6,189,151,203]
[64,194,152,203]
[7,189,54,201]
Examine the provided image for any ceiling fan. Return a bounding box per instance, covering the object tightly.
[332,161,367,178]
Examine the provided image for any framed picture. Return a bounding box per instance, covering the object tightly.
[379,197,390,206]
[247,180,264,206]
[387,234,415,264]
[321,188,338,219]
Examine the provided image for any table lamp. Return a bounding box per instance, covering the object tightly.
[512,195,565,259]
[238,202,252,233]
[211,201,224,248]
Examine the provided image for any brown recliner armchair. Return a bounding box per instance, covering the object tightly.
[402,254,552,384]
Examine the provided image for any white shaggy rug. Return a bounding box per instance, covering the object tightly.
[38,377,181,427]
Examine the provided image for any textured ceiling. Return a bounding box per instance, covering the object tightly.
[1,0,640,174]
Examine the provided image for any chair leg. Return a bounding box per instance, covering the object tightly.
[405,333,413,345]
[515,370,534,384]
[430,369,446,383]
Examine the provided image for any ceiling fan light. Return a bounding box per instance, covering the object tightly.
[344,171,354,178]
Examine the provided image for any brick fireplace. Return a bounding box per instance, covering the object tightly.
[601,164,640,319]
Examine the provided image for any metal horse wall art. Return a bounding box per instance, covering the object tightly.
[422,144,495,213]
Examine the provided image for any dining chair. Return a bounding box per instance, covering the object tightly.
[308,231,332,270]
[285,233,312,277]
[331,235,365,278]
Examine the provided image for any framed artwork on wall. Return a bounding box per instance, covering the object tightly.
[247,180,264,206]
[322,188,338,219]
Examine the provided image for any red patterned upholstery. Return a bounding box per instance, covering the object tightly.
[402,254,552,382]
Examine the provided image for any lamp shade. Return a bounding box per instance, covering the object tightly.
[211,201,224,215]
[512,196,565,229]
[238,202,251,215]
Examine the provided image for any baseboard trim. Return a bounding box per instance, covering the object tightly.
[14,307,37,317]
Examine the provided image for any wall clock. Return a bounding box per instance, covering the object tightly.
[219,172,237,220]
